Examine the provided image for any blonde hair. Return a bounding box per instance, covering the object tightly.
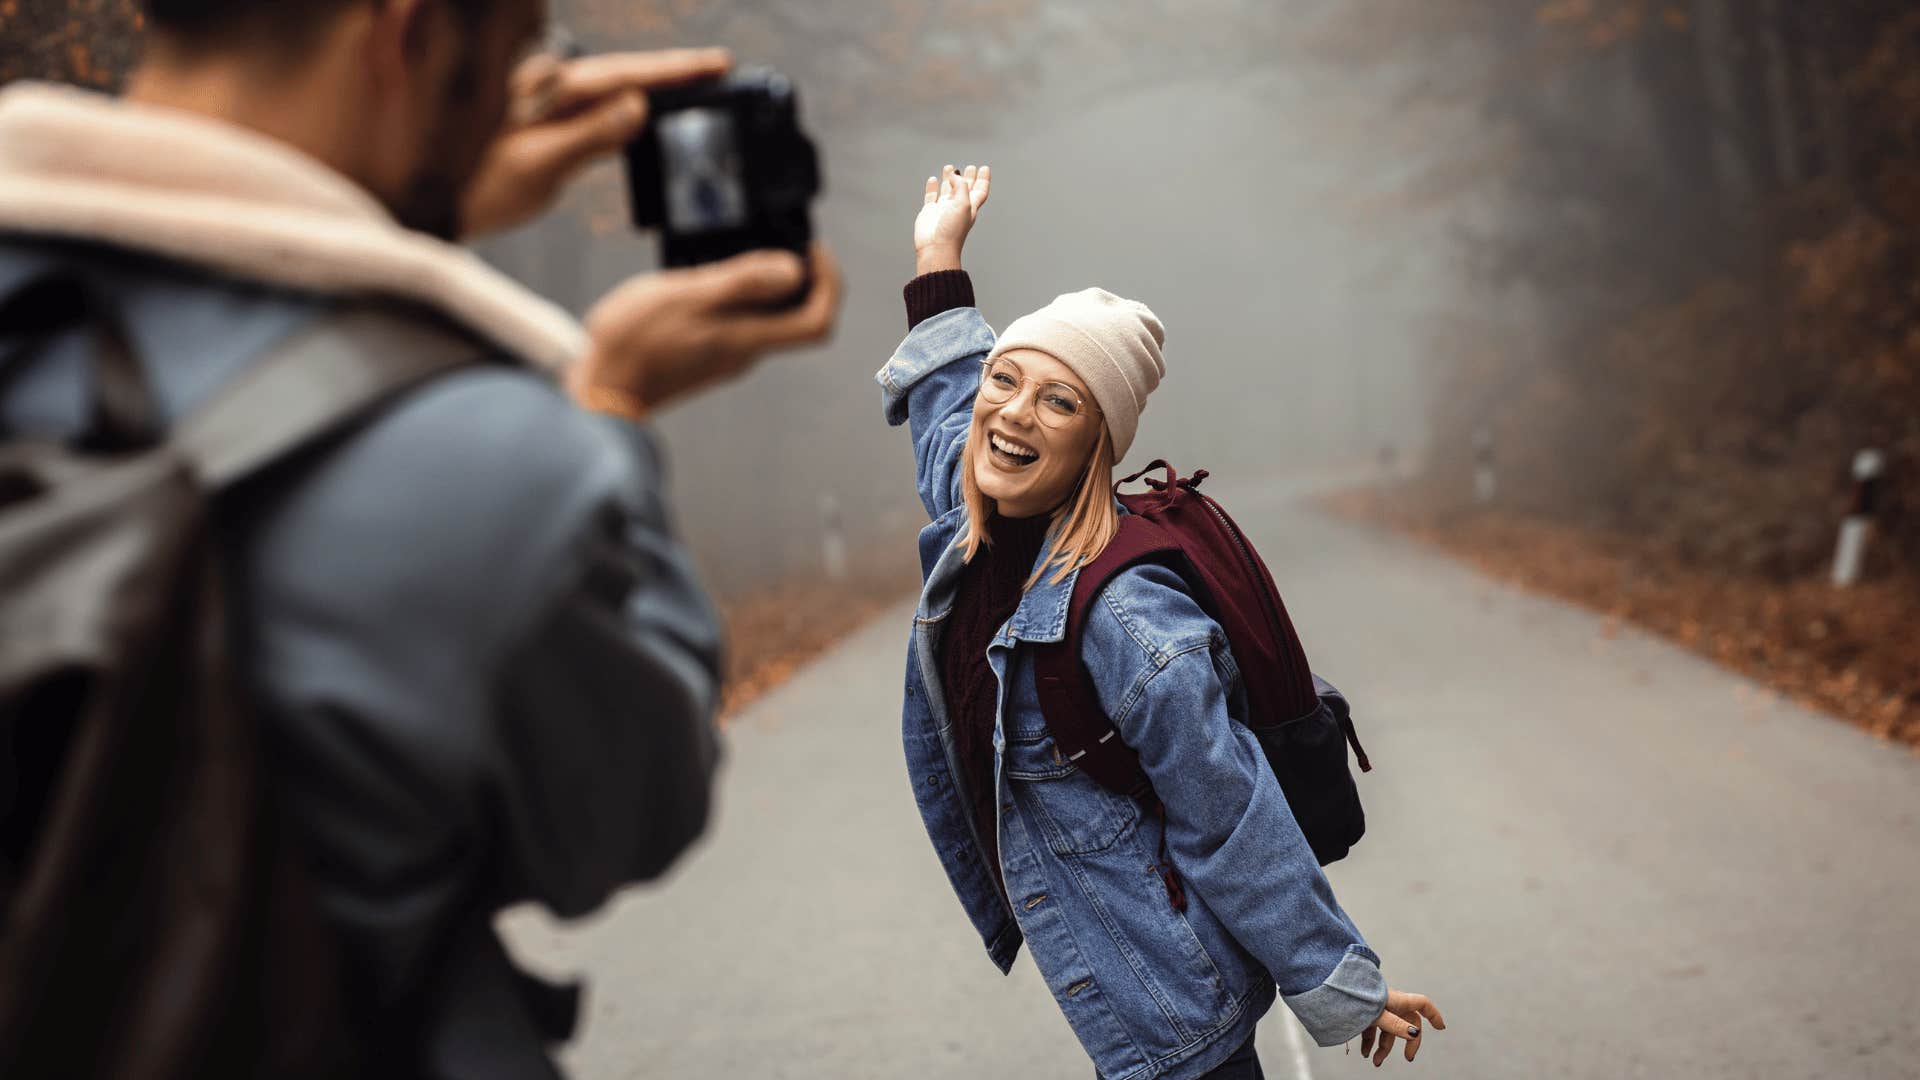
[957,418,1120,590]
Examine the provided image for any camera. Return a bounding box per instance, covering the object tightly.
[624,69,822,278]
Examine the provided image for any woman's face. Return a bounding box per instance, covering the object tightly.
[970,348,1103,519]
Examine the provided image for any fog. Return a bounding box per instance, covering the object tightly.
[479,2,1441,594]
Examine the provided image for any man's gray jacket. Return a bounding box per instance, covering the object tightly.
[0,237,724,1078]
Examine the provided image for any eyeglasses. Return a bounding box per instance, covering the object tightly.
[977,357,1099,428]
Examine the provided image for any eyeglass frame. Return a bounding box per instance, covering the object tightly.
[976,356,1102,427]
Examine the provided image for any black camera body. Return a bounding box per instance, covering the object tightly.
[624,69,821,270]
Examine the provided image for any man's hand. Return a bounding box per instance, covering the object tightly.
[912,163,990,276]
[572,245,843,415]
[1357,989,1446,1067]
[461,48,732,239]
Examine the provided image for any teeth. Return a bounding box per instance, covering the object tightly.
[991,433,1038,460]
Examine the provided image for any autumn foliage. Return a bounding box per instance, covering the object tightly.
[1335,2,1920,587]
[0,0,143,88]
[1322,2,1920,742]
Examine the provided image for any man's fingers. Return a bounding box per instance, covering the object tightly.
[681,249,810,310]
[511,89,646,177]
[511,52,563,102]
[712,244,844,355]
[547,48,731,115]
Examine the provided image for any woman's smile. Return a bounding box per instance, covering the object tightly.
[988,430,1040,470]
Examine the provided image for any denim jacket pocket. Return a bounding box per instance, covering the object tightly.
[1002,730,1140,856]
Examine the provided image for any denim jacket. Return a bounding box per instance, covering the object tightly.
[877,306,1388,1080]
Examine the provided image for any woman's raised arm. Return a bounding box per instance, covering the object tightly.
[878,164,998,523]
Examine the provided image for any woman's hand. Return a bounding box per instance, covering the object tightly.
[1357,988,1446,1067]
[913,163,991,275]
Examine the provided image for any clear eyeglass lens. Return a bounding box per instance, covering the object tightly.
[980,360,1083,427]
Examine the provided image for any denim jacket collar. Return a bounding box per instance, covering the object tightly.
[1001,542,1076,644]
[921,501,1135,647]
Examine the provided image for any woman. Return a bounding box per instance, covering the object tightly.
[877,164,1446,1079]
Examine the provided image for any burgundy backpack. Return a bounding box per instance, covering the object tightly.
[1031,461,1372,891]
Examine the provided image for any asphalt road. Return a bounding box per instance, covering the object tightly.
[502,482,1920,1079]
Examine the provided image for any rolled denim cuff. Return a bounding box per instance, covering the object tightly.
[876,307,994,426]
[1281,944,1389,1047]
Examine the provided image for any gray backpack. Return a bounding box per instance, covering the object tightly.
[0,272,471,1079]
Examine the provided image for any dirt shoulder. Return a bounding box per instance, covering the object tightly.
[715,540,921,719]
[1323,488,1920,751]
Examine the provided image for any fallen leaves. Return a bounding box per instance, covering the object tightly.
[716,539,921,720]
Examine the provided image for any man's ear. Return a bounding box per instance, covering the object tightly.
[363,0,442,96]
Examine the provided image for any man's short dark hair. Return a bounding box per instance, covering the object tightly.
[142,0,494,45]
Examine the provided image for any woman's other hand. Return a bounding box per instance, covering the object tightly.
[1358,988,1446,1067]
[913,163,990,275]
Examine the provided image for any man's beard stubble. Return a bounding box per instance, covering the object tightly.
[395,47,494,241]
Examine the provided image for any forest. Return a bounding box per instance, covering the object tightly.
[4,2,1914,731]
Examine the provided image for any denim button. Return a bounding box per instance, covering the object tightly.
[926,774,941,787]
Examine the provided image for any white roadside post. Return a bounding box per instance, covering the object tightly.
[1830,449,1884,588]
[1473,424,1497,505]
[820,492,848,583]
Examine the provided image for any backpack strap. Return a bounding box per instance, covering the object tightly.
[1031,514,1188,803]
[177,305,483,489]
[0,271,163,451]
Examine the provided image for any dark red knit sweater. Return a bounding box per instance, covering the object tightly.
[937,513,1051,894]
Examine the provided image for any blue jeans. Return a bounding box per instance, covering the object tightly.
[1095,1033,1262,1080]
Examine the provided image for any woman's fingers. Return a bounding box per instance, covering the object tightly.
[1412,995,1446,1031]
[940,163,958,201]
[1371,1007,1422,1067]
[924,175,939,206]
[1358,1026,1375,1059]
[971,164,992,211]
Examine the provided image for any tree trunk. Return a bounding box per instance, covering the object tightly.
[1754,0,1804,188]
[1807,48,1855,195]
[1689,0,1755,205]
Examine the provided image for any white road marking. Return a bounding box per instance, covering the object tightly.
[1280,1013,1314,1080]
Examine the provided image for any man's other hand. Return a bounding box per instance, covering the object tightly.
[572,245,843,416]
[461,48,732,238]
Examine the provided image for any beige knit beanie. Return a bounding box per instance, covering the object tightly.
[987,288,1166,460]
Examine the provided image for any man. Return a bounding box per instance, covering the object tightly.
[0,0,840,1075]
